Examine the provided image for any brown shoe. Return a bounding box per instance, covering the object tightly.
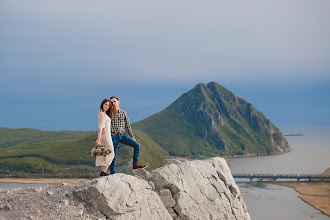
[133,162,147,169]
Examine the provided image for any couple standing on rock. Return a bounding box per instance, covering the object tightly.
[95,97,147,177]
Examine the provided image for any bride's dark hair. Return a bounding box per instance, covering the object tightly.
[100,98,114,118]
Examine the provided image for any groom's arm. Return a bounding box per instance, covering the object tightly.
[124,111,134,139]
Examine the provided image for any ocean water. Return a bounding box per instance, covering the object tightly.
[0,182,52,189]
[229,126,330,175]
[230,125,330,220]
[238,182,329,220]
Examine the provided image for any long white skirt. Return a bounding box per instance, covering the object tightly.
[95,132,114,167]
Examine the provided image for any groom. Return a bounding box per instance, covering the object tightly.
[109,96,147,174]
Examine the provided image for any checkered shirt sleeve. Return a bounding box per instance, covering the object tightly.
[111,109,134,138]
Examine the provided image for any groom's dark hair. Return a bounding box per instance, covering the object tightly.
[110,96,119,101]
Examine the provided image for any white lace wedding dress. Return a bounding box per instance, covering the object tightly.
[95,112,115,167]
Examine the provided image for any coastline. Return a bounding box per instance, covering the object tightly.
[1,167,329,217]
[269,168,330,217]
[274,181,330,217]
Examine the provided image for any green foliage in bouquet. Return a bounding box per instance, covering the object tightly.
[90,145,111,157]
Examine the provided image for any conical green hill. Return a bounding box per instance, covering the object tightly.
[133,82,290,158]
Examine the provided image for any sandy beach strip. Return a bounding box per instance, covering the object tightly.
[276,167,330,217]
[0,178,89,184]
[278,181,330,216]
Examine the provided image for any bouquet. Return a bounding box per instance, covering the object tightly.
[90,145,111,157]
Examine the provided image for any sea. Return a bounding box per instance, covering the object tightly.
[0,182,49,189]
[229,125,330,220]
[0,125,329,219]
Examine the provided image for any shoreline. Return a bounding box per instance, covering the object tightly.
[272,181,330,217]
[263,167,330,217]
[1,168,329,217]
[1,178,329,217]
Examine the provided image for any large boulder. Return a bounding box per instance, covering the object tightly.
[74,173,172,220]
[134,157,250,220]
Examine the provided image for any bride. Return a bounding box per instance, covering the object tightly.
[95,98,115,177]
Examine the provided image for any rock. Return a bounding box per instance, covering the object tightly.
[0,157,250,220]
[159,189,176,208]
[34,187,43,192]
[74,173,172,220]
[62,199,69,207]
[132,168,151,181]
[77,202,85,209]
[149,157,250,220]
[159,189,177,219]
[0,203,11,210]
[34,210,41,216]
[148,180,156,190]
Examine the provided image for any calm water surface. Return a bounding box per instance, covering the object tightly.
[230,126,330,220]
[0,182,52,188]
[229,126,330,174]
[238,182,329,220]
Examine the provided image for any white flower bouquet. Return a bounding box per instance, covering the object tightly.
[90,145,111,157]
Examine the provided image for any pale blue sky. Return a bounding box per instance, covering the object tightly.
[1,0,329,130]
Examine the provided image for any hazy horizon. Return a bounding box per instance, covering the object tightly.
[1,1,329,131]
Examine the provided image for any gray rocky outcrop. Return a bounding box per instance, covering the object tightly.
[0,157,250,220]
[74,173,172,220]
[134,157,250,220]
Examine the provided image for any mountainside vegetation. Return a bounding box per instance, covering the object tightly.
[0,127,168,177]
[133,82,290,158]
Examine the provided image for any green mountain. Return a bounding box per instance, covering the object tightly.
[0,127,168,177]
[133,82,290,158]
[0,82,290,176]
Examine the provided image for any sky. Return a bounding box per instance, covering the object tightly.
[1,0,330,131]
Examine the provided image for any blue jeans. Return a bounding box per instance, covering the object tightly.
[110,133,140,174]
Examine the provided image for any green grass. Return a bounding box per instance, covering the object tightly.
[0,127,168,176]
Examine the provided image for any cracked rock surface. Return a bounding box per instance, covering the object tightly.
[145,157,250,220]
[74,173,171,220]
[0,157,250,220]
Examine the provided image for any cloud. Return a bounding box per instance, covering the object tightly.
[1,0,330,84]
[1,0,330,130]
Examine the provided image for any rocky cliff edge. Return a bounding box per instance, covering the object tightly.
[0,157,250,220]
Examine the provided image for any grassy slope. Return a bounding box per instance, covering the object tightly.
[0,127,168,175]
[134,82,289,158]
[0,127,88,148]
[132,110,221,158]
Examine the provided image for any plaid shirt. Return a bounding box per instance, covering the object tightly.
[111,109,134,138]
